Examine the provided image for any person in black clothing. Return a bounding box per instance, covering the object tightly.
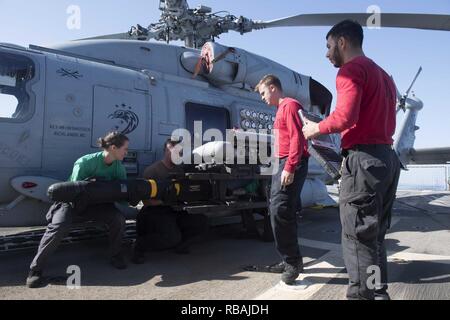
[256,75,310,285]
[303,20,401,300]
[132,138,208,263]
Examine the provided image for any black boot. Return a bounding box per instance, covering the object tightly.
[281,262,304,285]
[374,289,391,300]
[26,270,44,288]
[266,261,285,273]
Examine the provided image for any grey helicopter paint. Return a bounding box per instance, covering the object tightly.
[1,0,450,227]
[0,39,324,227]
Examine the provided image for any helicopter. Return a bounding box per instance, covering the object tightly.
[1,0,450,227]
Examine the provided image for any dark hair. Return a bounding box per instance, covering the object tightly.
[255,74,283,92]
[163,137,182,152]
[97,131,129,149]
[326,20,364,48]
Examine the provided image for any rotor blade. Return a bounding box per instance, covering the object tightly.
[405,66,423,97]
[76,32,136,41]
[409,147,450,165]
[211,47,236,64]
[255,13,450,31]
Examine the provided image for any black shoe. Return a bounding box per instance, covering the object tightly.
[375,290,391,300]
[298,262,304,273]
[131,250,146,264]
[110,254,127,270]
[26,270,44,288]
[281,263,302,285]
[266,261,303,274]
[266,261,285,273]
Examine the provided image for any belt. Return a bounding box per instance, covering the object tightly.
[342,144,393,157]
[278,156,310,161]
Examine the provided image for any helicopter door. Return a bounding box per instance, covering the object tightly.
[92,85,150,150]
[0,47,45,169]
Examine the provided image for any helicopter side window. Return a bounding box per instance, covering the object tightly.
[0,52,35,120]
[185,102,230,144]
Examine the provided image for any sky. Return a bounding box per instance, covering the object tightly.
[0,0,449,149]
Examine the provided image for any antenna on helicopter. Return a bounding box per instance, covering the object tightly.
[398,67,423,112]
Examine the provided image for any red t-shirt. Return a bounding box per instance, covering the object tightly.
[319,56,396,150]
[274,97,309,173]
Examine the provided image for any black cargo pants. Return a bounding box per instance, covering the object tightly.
[135,206,208,252]
[269,157,308,266]
[340,145,401,300]
[30,202,126,272]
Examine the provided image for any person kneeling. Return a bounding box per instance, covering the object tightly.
[26,132,130,288]
[132,138,208,264]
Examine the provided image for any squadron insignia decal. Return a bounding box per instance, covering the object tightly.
[108,104,140,135]
[56,68,83,79]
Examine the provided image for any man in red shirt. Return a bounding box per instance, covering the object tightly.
[256,74,309,285]
[303,20,401,300]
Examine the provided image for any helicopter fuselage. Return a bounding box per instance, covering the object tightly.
[0,40,334,227]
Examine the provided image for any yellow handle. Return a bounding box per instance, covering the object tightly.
[148,180,157,198]
[174,183,181,196]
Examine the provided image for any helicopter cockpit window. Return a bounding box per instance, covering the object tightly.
[0,52,35,120]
